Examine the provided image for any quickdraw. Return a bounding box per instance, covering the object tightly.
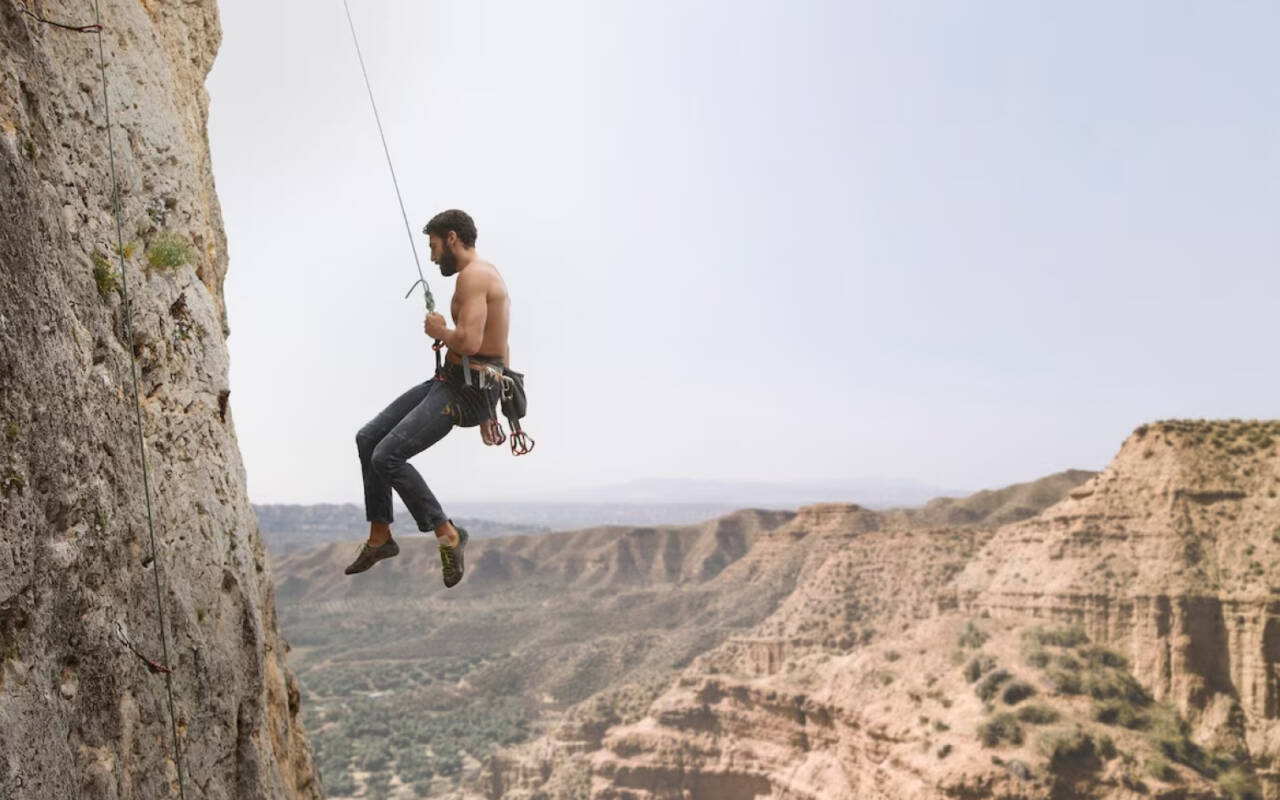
[114,622,174,676]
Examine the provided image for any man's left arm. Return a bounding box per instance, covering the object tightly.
[438,272,487,356]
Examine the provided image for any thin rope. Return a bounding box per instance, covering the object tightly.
[341,0,436,313]
[14,0,101,32]
[91,1,188,797]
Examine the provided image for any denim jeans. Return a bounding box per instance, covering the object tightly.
[355,371,498,531]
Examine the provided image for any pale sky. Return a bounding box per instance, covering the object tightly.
[206,1,1279,505]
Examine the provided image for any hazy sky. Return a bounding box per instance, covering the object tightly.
[206,1,1279,505]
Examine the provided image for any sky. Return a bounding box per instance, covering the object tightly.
[205,1,1279,505]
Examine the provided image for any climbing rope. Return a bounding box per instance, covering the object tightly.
[87,0,189,797]
[341,0,439,316]
[14,0,101,32]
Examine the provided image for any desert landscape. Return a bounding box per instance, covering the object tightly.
[270,419,1280,799]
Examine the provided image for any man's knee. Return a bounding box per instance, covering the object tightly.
[369,440,403,476]
[356,428,379,458]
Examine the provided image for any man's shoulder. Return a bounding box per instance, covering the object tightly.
[461,260,503,288]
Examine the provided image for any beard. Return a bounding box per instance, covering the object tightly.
[437,248,459,277]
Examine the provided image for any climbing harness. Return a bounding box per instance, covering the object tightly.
[434,356,535,456]
[343,2,535,457]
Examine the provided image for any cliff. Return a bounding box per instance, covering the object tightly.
[483,422,1277,799]
[1,2,319,798]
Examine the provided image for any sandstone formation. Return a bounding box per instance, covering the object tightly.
[482,423,1277,799]
[1,2,319,798]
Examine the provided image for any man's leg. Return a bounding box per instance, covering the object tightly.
[368,383,460,536]
[356,378,438,546]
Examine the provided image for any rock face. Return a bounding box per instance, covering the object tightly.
[956,419,1280,792]
[482,422,1277,799]
[0,2,319,799]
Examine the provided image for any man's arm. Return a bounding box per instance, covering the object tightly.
[442,271,488,356]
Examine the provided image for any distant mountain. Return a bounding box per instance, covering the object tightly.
[441,500,753,530]
[543,476,966,508]
[885,468,1097,527]
[251,503,548,555]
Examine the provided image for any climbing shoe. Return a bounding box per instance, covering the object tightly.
[343,536,400,575]
[438,525,469,588]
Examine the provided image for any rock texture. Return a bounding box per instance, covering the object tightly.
[0,2,319,798]
[481,423,1277,799]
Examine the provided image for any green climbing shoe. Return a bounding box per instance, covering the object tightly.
[438,525,469,588]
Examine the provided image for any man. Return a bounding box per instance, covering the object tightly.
[346,209,512,587]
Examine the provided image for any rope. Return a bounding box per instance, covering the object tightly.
[13,0,101,32]
[341,0,437,314]
[90,1,188,797]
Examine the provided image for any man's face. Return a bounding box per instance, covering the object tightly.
[428,233,458,277]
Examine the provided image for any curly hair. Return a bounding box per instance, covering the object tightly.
[423,209,478,248]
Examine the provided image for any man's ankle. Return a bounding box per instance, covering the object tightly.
[434,523,459,546]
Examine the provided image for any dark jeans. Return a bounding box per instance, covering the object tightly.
[356,372,497,531]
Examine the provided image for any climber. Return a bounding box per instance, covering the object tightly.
[345,209,512,587]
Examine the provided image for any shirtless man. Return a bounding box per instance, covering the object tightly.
[346,209,511,587]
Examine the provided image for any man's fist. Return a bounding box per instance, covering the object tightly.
[424,312,447,339]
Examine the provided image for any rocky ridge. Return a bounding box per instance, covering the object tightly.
[480,421,1278,800]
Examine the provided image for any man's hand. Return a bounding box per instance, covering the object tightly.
[424,312,448,340]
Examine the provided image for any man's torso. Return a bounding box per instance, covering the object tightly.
[446,260,509,364]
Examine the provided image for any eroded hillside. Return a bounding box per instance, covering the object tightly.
[482,421,1277,800]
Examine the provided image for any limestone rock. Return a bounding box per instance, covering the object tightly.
[0,2,320,798]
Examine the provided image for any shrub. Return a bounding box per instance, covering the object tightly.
[91,252,120,299]
[1016,703,1059,725]
[1086,670,1150,705]
[1024,649,1050,668]
[976,669,1013,702]
[1045,669,1083,695]
[146,230,193,271]
[1032,626,1090,648]
[1145,754,1175,782]
[1079,645,1128,669]
[1096,734,1117,761]
[1054,653,1082,671]
[958,622,988,649]
[977,713,1023,748]
[1217,766,1263,800]
[1,467,24,497]
[1002,681,1036,706]
[964,654,997,683]
[1093,698,1148,729]
[1038,730,1098,773]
